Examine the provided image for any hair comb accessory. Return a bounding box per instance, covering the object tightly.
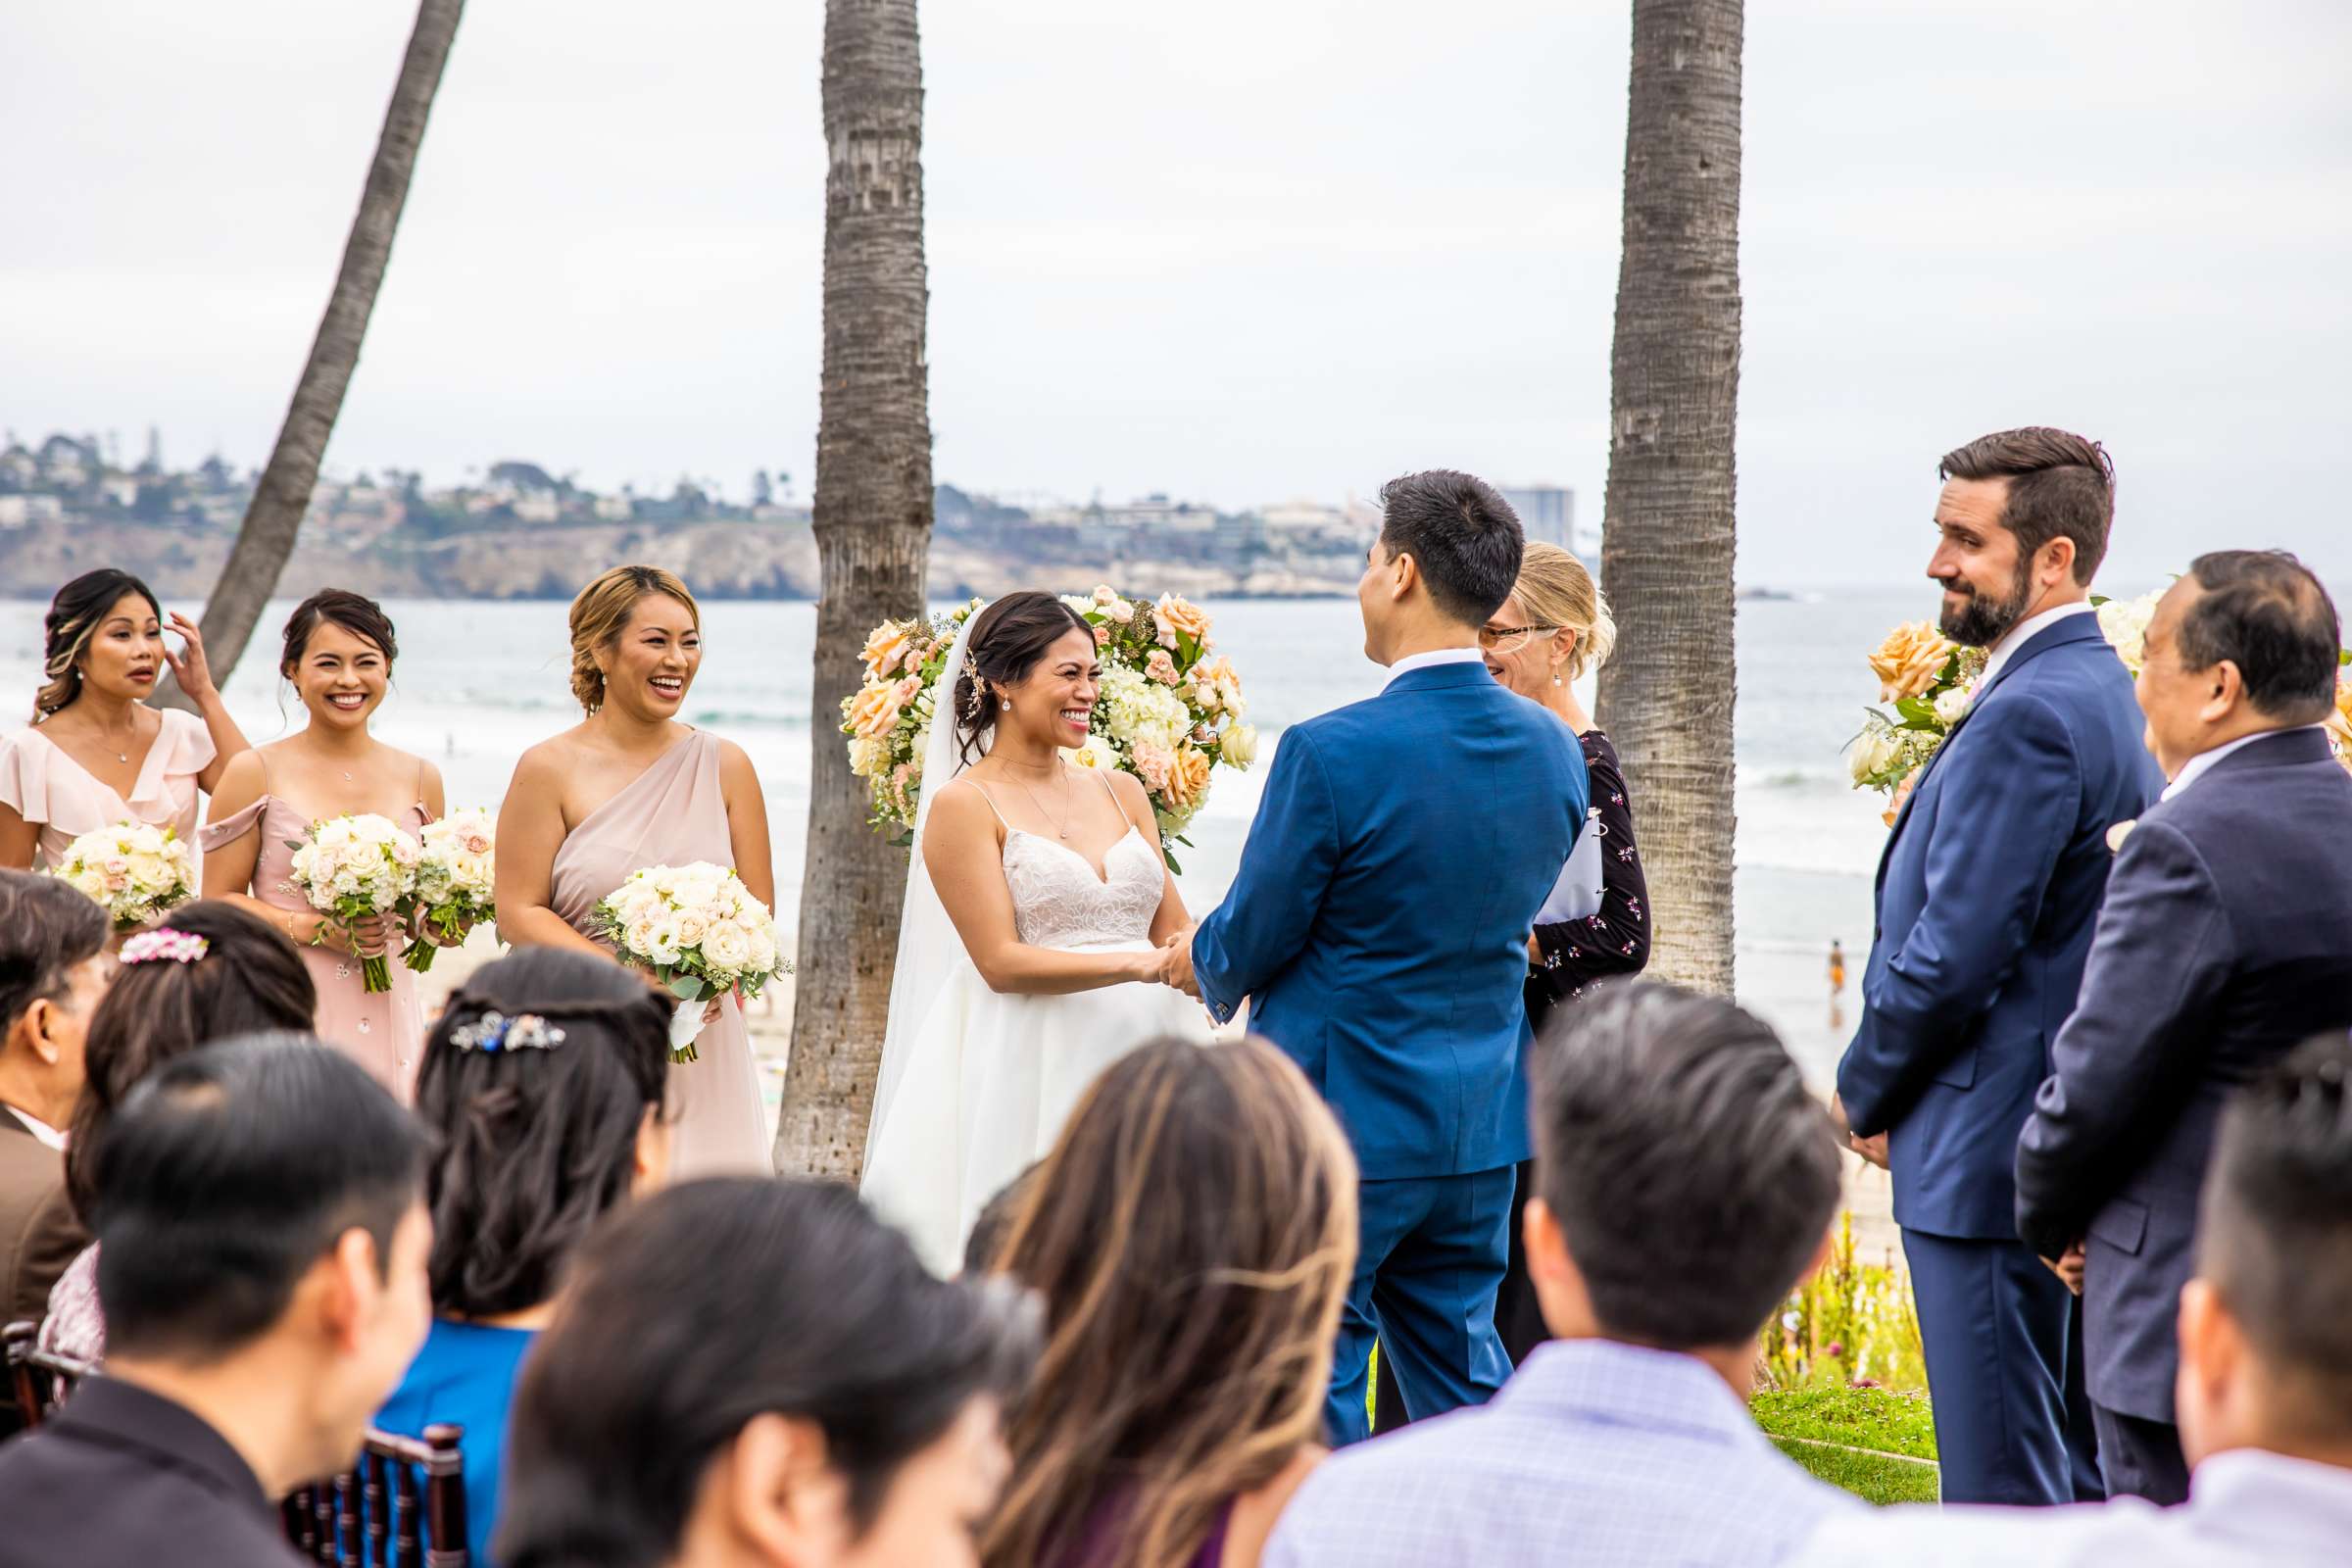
[449,1009,566,1054]
[120,929,209,965]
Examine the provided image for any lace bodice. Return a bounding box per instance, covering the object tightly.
[1002,828,1165,950]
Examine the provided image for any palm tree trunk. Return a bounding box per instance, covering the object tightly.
[159,0,463,708]
[774,0,935,1180]
[1593,0,1743,995]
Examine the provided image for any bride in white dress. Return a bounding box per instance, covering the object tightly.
[861,593,1212,1273]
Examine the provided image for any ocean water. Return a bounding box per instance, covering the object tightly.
[0,586,2026,1087]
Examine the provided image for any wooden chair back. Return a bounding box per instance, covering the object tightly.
[282,1423,469,1568]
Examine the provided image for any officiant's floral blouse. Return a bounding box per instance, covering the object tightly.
[1528,730,1648,1019]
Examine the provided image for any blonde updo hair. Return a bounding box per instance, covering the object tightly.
[1512,542,1616,680]
[568,565,699,713]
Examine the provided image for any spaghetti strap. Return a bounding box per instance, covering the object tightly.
[967,780,1010,829]
[1092,765,1133,829]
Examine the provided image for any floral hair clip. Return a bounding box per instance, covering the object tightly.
[448,1009,566,1054]
[120,929,210,965]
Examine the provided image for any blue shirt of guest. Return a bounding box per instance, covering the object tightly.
[374,1318,537,1568]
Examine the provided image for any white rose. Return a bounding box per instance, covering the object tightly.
[672,910,710,949]
[1221,723,1259,770]
[1849,728,1899,786]
[703,920,752,971]
[1933,686,1973,726]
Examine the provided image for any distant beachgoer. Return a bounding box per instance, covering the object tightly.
[0,568,249,873]
[493,565,773,1178]
[1829,940,1846,995]
[203,592,465,1101]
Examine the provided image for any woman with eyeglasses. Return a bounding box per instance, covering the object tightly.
[1373,541,1651,1433]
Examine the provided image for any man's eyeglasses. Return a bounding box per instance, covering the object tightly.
[1478,622,1558,652]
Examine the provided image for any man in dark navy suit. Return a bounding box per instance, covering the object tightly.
[1167,470,1587,1444]
[1836,427,2163,1504]
[2017,552,2352,1504]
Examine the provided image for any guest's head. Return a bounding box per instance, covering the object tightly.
[280,588,399,734]
[90,1035,434,1493]
[570,564,701,719]
[1526,984,1841,1384]
[1361,470,1525,662]
[951,592,1097,766]
[1931,427,2115,647]
[0,871,113,1131]
[416,949,675,1320]
[1481,541,1616,701]
[2134,551,2342,778]
[959,1161,1039,1278]
[2177,1032,2352,1470]
[984,1040,1357,1568]
[36,567,166,718]
[499,1178,1039,1568]
[66,899,316,1221]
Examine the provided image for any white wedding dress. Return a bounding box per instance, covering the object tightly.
[860,611,1212,1275]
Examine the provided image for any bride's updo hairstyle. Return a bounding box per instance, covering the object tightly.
[1511,541,1617,679]
[568,564,700,713]
[36,568,164,719]
[951,591,1094,764]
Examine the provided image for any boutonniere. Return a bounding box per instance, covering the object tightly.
[2106,819,2137,854]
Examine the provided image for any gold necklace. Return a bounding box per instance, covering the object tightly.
[1010,763,1074,839]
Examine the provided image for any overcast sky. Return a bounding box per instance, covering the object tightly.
[5,0,2347,584]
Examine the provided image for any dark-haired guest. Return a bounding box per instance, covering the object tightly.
[497,1178,1040,1568]
[1268,986,1858,1567]
[374,950,677,1566]
[0,1036,434,1568]
[1807,1032,2352,1564]
[205,589,459,1099]
[0,567,249,872]
[39,899,317,1360]
[2015,552,2352,1502]
[983,1040,1355,1568]
[0,872,112,1434]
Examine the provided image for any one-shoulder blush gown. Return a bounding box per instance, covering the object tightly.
[549,730,771,1178]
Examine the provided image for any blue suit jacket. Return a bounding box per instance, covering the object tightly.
[2016,725,2352,1420]
[1192,661,1588,1180]
[1838,613,2163,1239]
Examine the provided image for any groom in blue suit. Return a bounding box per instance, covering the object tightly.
[1838,428,2164,1505]
[1166,470,1587,1444]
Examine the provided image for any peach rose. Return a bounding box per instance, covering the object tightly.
[848,679,906,740]
[2327,670,2352,770]
[1129,739,1175,794]
[1869,621,1956,704]
[1153,593,1211,650]
[1146,649,1179,685]
[860,622,915,681]
[1162,744,1212,810]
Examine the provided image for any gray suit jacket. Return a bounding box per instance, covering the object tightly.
[2016,726,2352,1420]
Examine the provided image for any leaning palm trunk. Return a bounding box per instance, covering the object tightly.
[159,0,463,707]
[1593,0,1743,995]
[775,0,935,1180]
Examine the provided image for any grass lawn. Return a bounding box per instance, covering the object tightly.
[1750,1388,1939,1506]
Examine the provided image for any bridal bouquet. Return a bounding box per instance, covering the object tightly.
[844,588,1257,871]
[592,861,786,1060]
[1847,621,1986,824]
[284,813,421,994]
[400,808,496,974]
[50,821,196,932]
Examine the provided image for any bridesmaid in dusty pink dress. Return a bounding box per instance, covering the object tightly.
[202,592,465,1101]
[496,565,774,1177]
[0,568,249,873]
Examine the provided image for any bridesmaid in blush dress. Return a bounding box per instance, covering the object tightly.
[0,569,249,874]
[495,565,774,1177]
[202,593,464,1101]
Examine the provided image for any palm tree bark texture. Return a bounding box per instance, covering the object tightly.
[160,0,463,708]
[776,0,935,1180]
[1594,0,1743,995]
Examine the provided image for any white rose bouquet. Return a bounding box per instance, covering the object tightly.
[400,808,496,974]
[843,587,1256,872]
[284,813,421,994]
[591,860,787,1060]
[50,821,196,932]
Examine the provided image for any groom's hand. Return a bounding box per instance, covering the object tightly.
[1161,927,1201,999]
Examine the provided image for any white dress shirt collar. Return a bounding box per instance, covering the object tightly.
[2,1101,67,1151]
[2161,724,2328,802]
[1978,599,2097,689]
[1383,645,1486,691]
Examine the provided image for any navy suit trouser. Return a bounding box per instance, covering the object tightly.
[1904,1228,2100,1504]
[1328,1165,1515,1446]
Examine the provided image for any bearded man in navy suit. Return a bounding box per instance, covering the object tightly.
[1836,428,2164,1505]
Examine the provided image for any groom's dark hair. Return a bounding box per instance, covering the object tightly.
[1531,984,1841,1349]
[1376,470,1525,626]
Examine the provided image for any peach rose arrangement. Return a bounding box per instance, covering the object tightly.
[844,587,1256,871]
[1848,620,1987,825]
